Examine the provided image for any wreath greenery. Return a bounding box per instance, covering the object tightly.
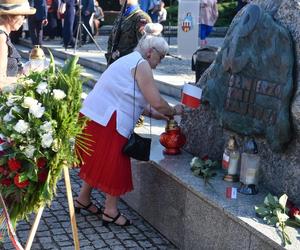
[0,55,88,226]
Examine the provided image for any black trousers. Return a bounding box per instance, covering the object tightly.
[28,16,43,45]
[81,14,93,42]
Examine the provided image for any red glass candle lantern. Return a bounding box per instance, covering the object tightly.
[159,119,186,155]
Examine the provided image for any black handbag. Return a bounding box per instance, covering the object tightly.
[123,132,151,161]
[122,59,152,161]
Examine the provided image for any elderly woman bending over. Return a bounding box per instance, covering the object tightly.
[0,0,36,87]
[75,34,183,226]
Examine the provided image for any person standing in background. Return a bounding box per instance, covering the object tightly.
[81,0,94,44]
[157,1,167,26]
[106,0,151,66]
[92,0,104,36]
[199,0,218,47]
[62,0,75,48]
[139,0,150,12]
[28,0,48,45]
[0,0,36,86]
[44,0,58,40]
[148,0,160,23]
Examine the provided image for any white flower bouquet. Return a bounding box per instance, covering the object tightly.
[0,56,88,225]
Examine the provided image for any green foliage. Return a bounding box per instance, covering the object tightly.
[0,55,87,226]
[255,194,292,246]
[215,1,237,27]
[190,157,220,185]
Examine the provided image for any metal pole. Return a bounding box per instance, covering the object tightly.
[74,0,102,53]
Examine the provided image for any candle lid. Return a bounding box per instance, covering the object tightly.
[29,45,45,60]
[243,138,258,154]
[227,136,238,151]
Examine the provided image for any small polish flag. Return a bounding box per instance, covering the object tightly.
[226,187,237,199]
[222,152,230,169]
[181,83,202,108]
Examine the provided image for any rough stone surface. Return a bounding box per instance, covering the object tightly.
[204,4,294,152]
[182,0,300,205]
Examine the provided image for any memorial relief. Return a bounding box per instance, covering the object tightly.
[181,0,300,204]
[203,4,294,152]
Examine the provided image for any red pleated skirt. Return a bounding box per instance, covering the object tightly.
[77,112,133,196]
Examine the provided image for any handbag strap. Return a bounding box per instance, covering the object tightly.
[133,59,152,136]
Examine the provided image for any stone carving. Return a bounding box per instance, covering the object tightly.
[202,4,294,152]
[181,0,300,205]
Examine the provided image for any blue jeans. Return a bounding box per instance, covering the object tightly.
[199,24,213,40]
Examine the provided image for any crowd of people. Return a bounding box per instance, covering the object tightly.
[7,0,252,50]
[9,0,105,49]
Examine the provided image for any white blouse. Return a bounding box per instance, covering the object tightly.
[80,51,147,138]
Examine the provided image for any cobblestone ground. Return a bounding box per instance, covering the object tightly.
[2,169,177,249]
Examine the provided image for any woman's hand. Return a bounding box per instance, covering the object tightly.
[173,104,184,116]
[143,105,169,120]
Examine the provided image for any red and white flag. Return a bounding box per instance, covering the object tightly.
[226,187,237,199]
[0,194,24,250]
[181,83,202,108]
[222,152,230,169]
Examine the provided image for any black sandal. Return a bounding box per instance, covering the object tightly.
[102,211,132,227]
[74,200,103,216]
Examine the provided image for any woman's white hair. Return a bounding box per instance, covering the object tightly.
[135,34,169,58]
[135,23,168,57]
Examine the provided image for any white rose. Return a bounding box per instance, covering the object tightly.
[36,82,49,94]
[29,103,45,118]
[9,106,21,118]
[41,133,53,148]
[24,145,35,158]
[13,120,29,134]
[23,97,38,109]
[6,98,15,107]
[40,121,53,133]
[25,79,35,85]
[3,113,13,122]
[52,89,66,100]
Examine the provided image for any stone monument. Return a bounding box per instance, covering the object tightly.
[181,0,300,204]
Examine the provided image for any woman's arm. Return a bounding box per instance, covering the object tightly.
[134,61,183,117]
[0,34,8,79]
[0,35,17,89]
[143,105,169,120]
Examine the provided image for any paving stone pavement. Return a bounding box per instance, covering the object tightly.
[2,169,177,249]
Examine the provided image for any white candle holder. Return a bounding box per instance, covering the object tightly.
[223,136,240,182]
[29,45,46,72]
[238,151,260,195]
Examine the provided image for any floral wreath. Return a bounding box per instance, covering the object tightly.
[0,55,89,226]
